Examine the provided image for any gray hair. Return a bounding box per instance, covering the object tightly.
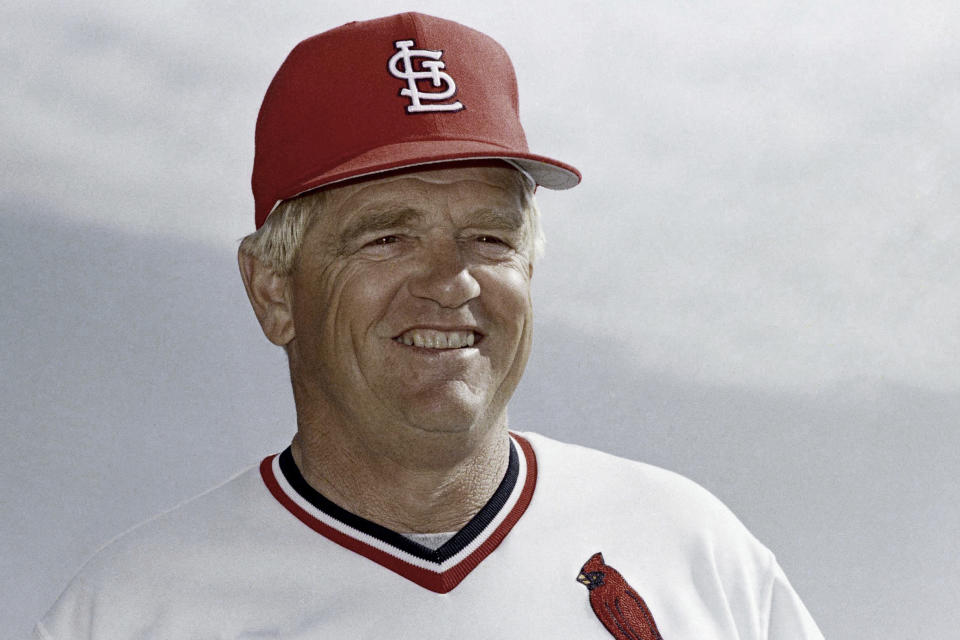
[238,169,545,275]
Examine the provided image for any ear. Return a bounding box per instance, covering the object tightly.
[238,250,295,346]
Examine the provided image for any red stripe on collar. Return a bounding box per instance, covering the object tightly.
[260,433,537,593]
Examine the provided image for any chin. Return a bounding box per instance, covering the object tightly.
[401,406,483,434]
[399,390,501,435]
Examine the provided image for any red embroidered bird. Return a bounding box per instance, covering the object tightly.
[577,552,664,640]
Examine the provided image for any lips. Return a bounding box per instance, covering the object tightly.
[393,328,482,349]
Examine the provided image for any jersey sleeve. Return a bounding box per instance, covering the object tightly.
[33,575,96,640]
[764,557,824,639]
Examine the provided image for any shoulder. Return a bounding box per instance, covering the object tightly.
[69,460,272,592]
[36,460,282,638]
[517,430,770,560]
[519,431,740,518]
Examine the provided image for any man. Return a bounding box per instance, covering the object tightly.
[35,13,823,639]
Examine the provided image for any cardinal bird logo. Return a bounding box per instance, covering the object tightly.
[577,552,664,640]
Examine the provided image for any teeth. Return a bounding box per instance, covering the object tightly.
[395,329,479,349]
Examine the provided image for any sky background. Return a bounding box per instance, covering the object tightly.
[3,1,959,637]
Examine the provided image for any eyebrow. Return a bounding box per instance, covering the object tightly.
[337,207,424,247]
[336,204,526,248]
[462,208,525,232]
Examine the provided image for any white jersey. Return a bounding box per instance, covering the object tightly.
[35,432,823,639]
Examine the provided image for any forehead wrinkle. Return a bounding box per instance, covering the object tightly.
[462,207,525,231]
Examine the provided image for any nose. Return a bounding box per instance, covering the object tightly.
[407,240,481,308]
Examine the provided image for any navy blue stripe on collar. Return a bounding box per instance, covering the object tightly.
[277,438,519,564]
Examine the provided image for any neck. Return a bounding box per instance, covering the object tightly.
[289,420,511,534]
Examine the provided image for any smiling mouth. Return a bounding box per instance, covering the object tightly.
[393,328,482,349]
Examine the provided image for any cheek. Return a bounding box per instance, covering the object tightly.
[478,266,533,338]
[291,261,370,352]
[491,264,532,309]
[334,263,406,339]
[479,267,533,402]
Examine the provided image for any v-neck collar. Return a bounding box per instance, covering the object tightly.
[259,432,537,593]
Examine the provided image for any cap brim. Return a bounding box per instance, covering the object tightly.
[277,139,581,206]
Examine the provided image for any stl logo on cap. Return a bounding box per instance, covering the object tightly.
[388,39,465,114]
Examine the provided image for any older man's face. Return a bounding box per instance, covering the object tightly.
[285,165,533,441]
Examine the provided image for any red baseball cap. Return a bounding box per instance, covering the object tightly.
[251,12,581,228]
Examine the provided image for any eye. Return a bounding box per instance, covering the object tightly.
[366,235,399,246]
[469,234,518,260]
[353,234,405,258]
